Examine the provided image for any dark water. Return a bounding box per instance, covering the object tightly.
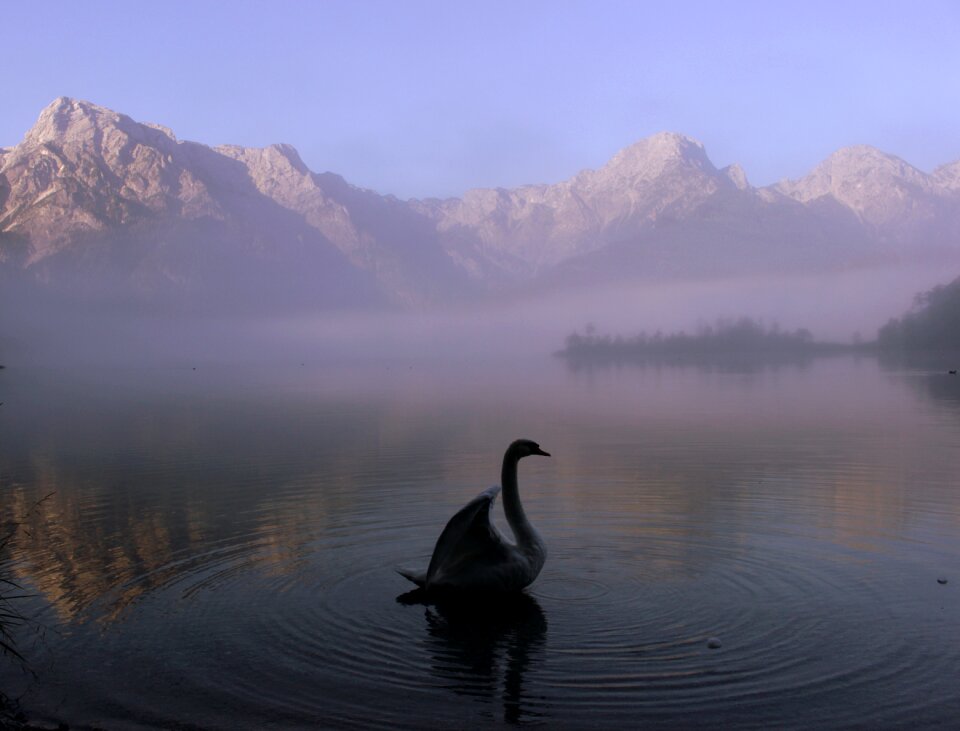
[1,355,959,729]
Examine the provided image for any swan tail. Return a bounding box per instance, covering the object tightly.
[396,568,427,588]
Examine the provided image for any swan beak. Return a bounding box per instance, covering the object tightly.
[534,447,551,457]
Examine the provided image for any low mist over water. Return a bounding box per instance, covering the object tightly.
[2,262,950,369]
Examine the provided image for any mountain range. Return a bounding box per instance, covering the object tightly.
[3,97,960,312]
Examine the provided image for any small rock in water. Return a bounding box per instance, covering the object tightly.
[707,637,722,649]
[937,578,948,585]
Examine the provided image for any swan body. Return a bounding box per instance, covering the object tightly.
[398,439,550,592]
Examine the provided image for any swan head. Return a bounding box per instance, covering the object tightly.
[508,439,551,459]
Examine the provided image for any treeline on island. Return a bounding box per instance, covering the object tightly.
[559,318,860,365]
[559,275,960,365]
[877,275,960,352]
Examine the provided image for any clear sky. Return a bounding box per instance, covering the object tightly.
[4,0,959,199]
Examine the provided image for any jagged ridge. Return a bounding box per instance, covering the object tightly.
[3,97,960,309]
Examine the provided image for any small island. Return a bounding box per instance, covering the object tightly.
[558,275,960,369]
[557,317,865,367]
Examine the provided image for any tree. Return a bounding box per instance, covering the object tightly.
[877,275,960,351]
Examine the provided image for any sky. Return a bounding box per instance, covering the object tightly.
[3,0,960,199]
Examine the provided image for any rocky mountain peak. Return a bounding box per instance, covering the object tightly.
[822,145,927,180]
[772,145,942,231]
[603,132,713,178]
[933,160,960,191]
[721,163,750,190]
[26,97,123,145]
[778,145,930,204]
[216,142,310,177]
[143,122,177,141]
[19,96,178,157]
[269,143,309,174]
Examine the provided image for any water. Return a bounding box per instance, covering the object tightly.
[1,355,959,729]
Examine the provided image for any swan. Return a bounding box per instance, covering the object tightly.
[398,439,550,592]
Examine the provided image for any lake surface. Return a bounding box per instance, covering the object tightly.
[2,354,959,729]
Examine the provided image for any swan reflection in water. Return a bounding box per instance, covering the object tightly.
[397,588,547,724]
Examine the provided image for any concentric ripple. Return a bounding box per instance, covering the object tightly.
[33,498,954,731]
[2,361,960,729]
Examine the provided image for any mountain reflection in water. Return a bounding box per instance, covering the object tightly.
[1,356,959,729]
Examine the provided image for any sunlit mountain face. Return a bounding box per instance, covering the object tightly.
[3,97,960,313]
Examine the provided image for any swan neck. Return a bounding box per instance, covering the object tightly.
[501,453,535,543]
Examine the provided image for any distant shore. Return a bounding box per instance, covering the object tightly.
[555,319,874,367]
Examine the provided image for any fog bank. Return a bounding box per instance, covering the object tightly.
[2,262,951,370]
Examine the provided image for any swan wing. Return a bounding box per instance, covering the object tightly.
[425,486,509,588]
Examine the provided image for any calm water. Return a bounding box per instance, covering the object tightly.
[1,355,959,729]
